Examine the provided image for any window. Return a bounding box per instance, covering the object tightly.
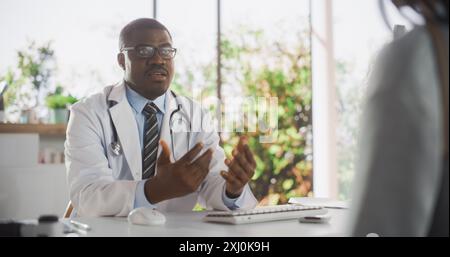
[158,0,216,99]
[221,0,312,204]
[160,0,313,205]
[332,0,418,199]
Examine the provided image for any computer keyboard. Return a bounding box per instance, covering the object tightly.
[203,204,327,224]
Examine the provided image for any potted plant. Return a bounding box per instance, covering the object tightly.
[45,86,77,124]
[0,41,56,123]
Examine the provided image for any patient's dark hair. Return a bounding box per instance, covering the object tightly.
[119,18,172,51]
[399,0,449,23]
[381,0,449,28]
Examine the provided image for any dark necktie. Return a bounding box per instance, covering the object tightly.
[142,102,159,179]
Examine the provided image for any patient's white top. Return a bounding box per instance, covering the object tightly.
[349,25,449,236]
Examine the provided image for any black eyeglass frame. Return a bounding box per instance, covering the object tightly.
[121,45,177,59]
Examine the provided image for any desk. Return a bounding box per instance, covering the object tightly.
[69,209,348,237]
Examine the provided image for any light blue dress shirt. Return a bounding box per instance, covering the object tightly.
[125,85,239,209]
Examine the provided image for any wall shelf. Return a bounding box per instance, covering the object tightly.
[0,123,67,136]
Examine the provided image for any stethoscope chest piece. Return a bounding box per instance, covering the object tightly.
[110,141,122,156]
[170,116,190,133]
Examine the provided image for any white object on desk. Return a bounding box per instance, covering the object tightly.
[288,197,349,209]
[203,204,327,225]
[127,207,166,226]
[69,220,91,231]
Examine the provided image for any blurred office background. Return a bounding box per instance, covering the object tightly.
[0,0,414,219]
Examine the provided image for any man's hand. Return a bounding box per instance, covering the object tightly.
[144,140,213,204]
[220,136,256,198]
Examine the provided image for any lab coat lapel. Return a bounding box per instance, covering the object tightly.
[108,82,142,181]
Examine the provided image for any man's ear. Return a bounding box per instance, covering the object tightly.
[117,53,125,70]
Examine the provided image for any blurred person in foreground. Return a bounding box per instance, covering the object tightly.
[349,0,448,236]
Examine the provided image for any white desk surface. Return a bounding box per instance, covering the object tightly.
[69,209,348,237]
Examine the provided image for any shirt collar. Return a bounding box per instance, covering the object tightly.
[125,83,166,114]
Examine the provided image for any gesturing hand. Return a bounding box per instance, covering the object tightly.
[220,136,256,198]
[144,140,213,203]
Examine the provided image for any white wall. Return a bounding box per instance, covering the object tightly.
[0,165,68,219]
[0,134,68,219]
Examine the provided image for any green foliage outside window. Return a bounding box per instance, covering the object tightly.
[174,26,313,206]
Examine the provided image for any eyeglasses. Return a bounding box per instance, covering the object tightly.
[122,45,177,59]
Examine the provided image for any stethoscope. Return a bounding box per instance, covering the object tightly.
[108,90,191,161]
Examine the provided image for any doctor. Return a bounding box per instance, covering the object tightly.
[65,18,258,217]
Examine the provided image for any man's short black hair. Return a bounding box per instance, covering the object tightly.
[119,18,172,51]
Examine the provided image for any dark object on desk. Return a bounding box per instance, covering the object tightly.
[39,215,59,223]
[0,215,60,237]
[299,215,331,224]
[0,220,22,237]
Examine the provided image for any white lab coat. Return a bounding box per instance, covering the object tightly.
[65,82,257,217]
